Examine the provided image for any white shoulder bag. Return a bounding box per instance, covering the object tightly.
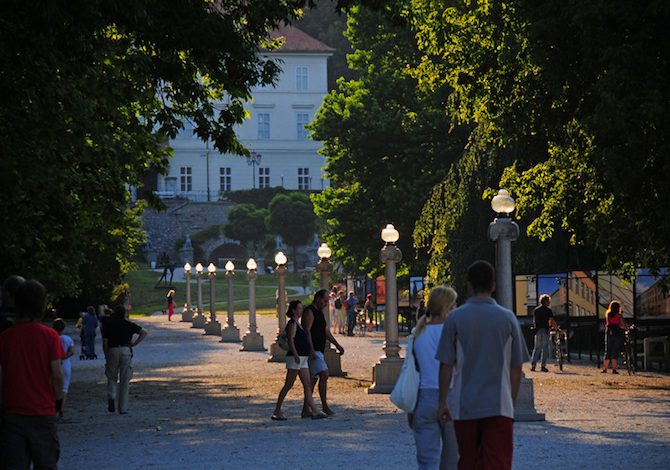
[390,334,420,413]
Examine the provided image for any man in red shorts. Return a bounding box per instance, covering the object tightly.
[437,261,530,469]
[0,279,65,469]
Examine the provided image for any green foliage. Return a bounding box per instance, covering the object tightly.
[266,193,318,271]
[222,204,271,245]
[411,0,670,278]
[174,225,223,262]
[0,0,317,299]
[310,5,470,277]
[224,187,289,209]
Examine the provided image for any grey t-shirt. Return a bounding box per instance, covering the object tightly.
[436,296,530,420]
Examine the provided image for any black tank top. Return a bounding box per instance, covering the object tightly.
[303,304,326,353]
[286,319,311,356]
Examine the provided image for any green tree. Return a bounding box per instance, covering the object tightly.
[266,193,318,271]
[0,0,318,298]
[310,5,470,276]
[411,0,670,279]
[222,204,271,246]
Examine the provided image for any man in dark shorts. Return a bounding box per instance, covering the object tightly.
[301,289,344,417]
[103,305,147,414]
[530,294,560,372]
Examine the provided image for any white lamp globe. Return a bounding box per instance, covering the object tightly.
[275,252,287,266]
[207,262,216,273]
[195,263,204,273]
[184,262,192,273]
[491,189,516,215]
[317,243,332,259]
[225,261,235,272]
[246,258,257,271]
[381,224,400,243]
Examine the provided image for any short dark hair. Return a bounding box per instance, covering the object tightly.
[1,275,26,308]
[286,299,302,318]
[15,280,47,320]
[467,260,495,294]
[313,289,328,302]
[113,304,126,318]
[540,294,551,306]
[52,318,66,333]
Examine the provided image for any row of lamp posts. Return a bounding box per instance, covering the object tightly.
[176,189,541,419]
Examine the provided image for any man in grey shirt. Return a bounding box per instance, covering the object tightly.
[436,260,530,470]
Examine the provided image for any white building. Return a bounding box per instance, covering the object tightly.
[157,25,334,201]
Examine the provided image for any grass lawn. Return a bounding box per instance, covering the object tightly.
[124,263,314,317]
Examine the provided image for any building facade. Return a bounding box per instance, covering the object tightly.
[157,26,334,201]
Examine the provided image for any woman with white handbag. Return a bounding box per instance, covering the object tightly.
[407,286,460,470]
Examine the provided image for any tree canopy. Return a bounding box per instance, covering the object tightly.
[266,193,318,271]
[222,204,271,246]
[310,5,470,276]
[0,0,320,298]
[410,0,670,279]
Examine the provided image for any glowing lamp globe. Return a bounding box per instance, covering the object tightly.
[381,224,400,243]
[491,189,515,215]
[317,243,332,259]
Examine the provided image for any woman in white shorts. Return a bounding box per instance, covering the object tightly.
[272,300,327,420]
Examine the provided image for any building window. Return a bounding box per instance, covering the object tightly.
[175,119,194,140]
[258,167,270,188]
[220,167,231,192]
[296,66,308,91]
[298,168,310,190]
[297,113,309,140]
[257,113,270,140]
[180,167,192,192]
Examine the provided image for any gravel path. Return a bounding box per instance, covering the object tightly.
[57,313,670,469]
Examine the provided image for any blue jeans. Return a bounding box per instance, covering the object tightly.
[531,328,550,367]
[412,388,459,470]
[84,333,96,357]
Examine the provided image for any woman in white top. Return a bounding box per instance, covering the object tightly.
[409,285,459,470]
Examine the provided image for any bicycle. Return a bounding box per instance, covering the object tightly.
[622,326,636,375]
[550,330,568,372]
[353,310,366,337]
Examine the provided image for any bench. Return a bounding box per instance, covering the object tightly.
[642,336,670,371]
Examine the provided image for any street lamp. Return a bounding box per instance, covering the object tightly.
[246,151,262,189]
[269,252,288,362]
[221,261,241,342]
[241,258,265,351]
[315,242,345,377]
[192,263,206,328]
[487,189,519,310]
[488,190,544,421]
[182,262,194,322]
[369,224,403,394]
[281,174,284,187]
[204,263,221,335]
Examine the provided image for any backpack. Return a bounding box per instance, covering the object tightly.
[334,298,343,309]
[276,319,295,351]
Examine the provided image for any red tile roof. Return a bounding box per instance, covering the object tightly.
[268,24,335,53]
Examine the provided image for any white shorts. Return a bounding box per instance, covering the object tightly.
[308,351,328,378]
[286,355,310,370]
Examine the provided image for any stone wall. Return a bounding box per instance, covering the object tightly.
[141,200,235,260]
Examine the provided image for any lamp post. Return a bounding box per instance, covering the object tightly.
[181,263,194,322]
[192,263,206,328]
[488,190,544,421]
[487,189,519,310]
[204,263,221,335]
[220,261,241,342]
[269,252,288,362]
[246,151,262,189]
[241,258,265,351]
[369,224,403,394]
[316,243,346,377]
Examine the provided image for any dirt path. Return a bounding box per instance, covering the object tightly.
[57,314,670,469]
